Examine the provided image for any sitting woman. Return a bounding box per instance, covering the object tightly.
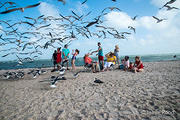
[132,56,144,73]
[103,52,116,71]
[84,53,99,73]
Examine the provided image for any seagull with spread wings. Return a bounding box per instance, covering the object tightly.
[164,5,179,10]
[160,0,176,9]
[152,16,167,23]
[0,3,40,14]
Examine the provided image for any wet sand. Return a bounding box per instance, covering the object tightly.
[0,61,180,120]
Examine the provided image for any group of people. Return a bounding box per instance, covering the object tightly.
[52,44,79,71]
[52,42,144,73]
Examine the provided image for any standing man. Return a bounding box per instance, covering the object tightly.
[62,44,70,70]
[92,42,104,70]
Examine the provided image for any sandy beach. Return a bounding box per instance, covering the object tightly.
[0,61,180,120]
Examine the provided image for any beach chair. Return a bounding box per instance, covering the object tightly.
[84,63,92,72]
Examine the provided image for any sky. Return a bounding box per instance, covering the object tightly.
[0,0,180,61]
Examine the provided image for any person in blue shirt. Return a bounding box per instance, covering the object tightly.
[62,44,70,70]
[92,42,104,70]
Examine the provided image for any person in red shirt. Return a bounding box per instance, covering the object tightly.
[84,53,99,73]
[133,56,144,73]
[56,47,62,70]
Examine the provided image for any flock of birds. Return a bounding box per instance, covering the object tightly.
[0,0,178,64]
[0,0,179,87]
[1,68,47,80]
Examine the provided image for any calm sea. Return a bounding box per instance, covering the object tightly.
[0,54,179,70]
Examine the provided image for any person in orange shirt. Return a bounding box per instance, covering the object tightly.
[84,53,99,73]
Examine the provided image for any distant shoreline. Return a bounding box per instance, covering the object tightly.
[0,60,180,71]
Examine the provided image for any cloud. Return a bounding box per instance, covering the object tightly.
[104,11,137,29]
[76,1,88,14]
[151,0,180,8]
[39,2,59,17]
[0,25,3,33]
[103,1,180,55]
[70,1,89,15]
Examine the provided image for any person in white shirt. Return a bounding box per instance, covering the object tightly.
[123,56,129,69]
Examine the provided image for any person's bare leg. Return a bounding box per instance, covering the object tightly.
[67,60,69,70]
[137,69,144,72]
[134,68,137,73]
[102,61,104,70]
[71,60,75,71]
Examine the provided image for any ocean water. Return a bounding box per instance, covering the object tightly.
[0,54,179,70]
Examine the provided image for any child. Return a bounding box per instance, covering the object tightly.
[123,56,130,71]
[119,59,125,69]
[119,56,129,70]
[133,56,144,73]
[129,62,134,70]
[71,49,80,71]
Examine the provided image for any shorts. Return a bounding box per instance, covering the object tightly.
[104,62,114,68]
[98,56,104,61]
[119,64,124,69]
[72,56,76,60]
[53,61,57,65]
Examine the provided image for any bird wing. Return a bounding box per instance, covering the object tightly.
[24,3,40,9]
[82,0,88,4]
[167,0,176,4]
[0,7,21,14]
[152,16,159,21]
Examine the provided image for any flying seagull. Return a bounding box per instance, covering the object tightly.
[102,7,121,13]
[57,0,66,5]
[132,15,138,20]
[165,0,176,6]
[164,5,179,10]
[128,26,136,33]
[160,0,176,9]
[0,1,16,8]
[0,3,41,14]
[81,0,88,5]
[152,16,167,23]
